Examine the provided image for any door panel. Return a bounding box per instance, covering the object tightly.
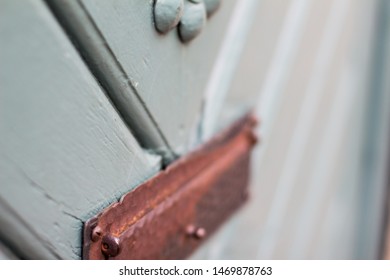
[0,0,161,259]
[2,0,390,260]
[48,0,239,158]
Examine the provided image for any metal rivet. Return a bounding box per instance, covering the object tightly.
[195,227,206,239]
[186,224,206,239]
[186,224,196,235]
[91,226,102,242]
[154,0,184,34]
[204,0,221,17]
[101,235,120,257]
[178,0,206,43]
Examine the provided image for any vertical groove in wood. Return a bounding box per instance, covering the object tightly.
[0,0,162,259]
[46,0,176,163]
[46,0,239,159]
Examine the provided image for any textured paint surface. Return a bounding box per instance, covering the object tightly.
[47,0,176,163]
[2,0,387,261]
[49,0,237,157]
[0,0,161,259]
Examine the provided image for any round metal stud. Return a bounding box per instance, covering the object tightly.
[186,224,196,236]
[154,0,184,34]
[186,224,206,239]
[101,235,120,258]
[178,0,206,43]
[91,226,102,242]
[194,227,206,239]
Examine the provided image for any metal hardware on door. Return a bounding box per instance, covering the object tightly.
[154,0,184,34]
[153,0,221,42]
[178,0,206,42]
[186,224,207,239]
[83,113,258,259]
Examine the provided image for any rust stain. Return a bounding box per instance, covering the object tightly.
[83,113,258,260]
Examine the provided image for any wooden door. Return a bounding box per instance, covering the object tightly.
[1,0,390,259]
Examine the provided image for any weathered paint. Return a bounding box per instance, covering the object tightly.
[47,0,237,158]
[0,0,161,259]
[47,0,176,163]
[2,0,386,261]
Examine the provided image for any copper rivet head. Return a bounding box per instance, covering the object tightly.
[101,235,120,257]
[186,224,196,236]
[186,225,206,239]
[91,226,102,242]
[195,227,206,239]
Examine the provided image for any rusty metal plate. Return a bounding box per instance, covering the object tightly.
[83,113,258,260]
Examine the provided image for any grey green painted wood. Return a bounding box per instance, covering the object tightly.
[154,0,184,34]
[47,0,237,158]
[192,0,388,260]
[0,0,161,259]
[2,0,388,261]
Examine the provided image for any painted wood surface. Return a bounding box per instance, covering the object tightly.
[192,0,389,259]
[0,0,161,259]
[2,0,389,260]
[47,0,237,158]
